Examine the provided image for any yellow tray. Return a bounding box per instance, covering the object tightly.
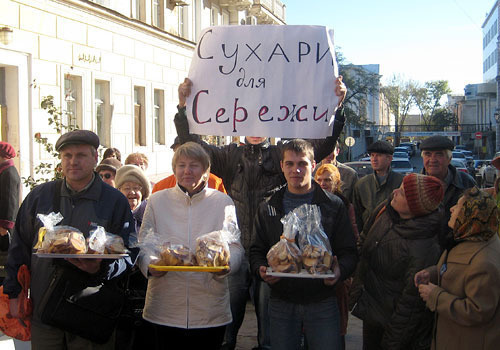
[149,265,229,272]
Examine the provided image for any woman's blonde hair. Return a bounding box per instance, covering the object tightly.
[172,142,211,173]
[315,163,342,193]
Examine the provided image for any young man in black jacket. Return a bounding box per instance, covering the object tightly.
[250,139,358,350]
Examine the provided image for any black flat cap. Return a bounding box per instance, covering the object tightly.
[419,136,454,151]
[55,130,100,151]
[367,140,394,155]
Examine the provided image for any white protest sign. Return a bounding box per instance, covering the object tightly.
[186,25,339,139]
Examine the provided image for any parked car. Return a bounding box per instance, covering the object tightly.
[399,142,416,156]
[394,146,411,157]
[345,161,373,178]
[473,160,491,185]
[451,159,469,175]
[391,159,414,175]
[454,145,468,151]
[393,151,409,159]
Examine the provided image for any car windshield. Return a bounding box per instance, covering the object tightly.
[391,160,412,168]
[452,152,466,158]
[451,159,466,168]
[393,152,407,158]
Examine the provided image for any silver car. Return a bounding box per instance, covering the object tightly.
[391,159,414,175]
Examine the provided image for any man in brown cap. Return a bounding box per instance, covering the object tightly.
[5,130,135,348]
[353,140,404,232]
[420,135,476,248]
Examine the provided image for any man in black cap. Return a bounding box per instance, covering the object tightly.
[420,135,476,246]
[4,130,135,349]
[353,140,404,232]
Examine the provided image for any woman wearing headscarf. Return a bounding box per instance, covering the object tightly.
[416,187,500,350]
[314,163,358,349]
[351,173,445,350]
[0,141,20,284]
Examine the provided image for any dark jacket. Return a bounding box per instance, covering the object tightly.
[249,183,358,304]
[336,161,358,203]
[4,174,135,322]
[0,160,20,277]
[353,170,404,233]
[174,106,345,253]
[422,164,476,249]
[351,202,443,350]
[422,164,476,217]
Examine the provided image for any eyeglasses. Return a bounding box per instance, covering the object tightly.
[121,186,142,194]
[99,173,113,180]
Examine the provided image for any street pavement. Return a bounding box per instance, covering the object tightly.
[235,301,362,350]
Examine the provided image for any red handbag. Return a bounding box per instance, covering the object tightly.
[0,264,32,341]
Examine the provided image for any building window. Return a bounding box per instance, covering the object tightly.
[134,86,146,146]
[94,80,110,147]
[153,89,165,145]
[152,0,164,29]
[131,0,145,21]
[211,5,219,26]
[178,5,188,39]
[194,0,201,41]
[64,75,82,130]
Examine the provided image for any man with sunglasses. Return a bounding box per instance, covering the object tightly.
[96,157,122,187]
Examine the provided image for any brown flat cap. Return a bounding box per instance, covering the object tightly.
[419,136,454,151]
[96,158,122,174]
[55,130,100,151]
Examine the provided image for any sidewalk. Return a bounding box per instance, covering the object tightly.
[235,301,362,350]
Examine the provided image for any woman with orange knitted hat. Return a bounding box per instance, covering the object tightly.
[350,173,445,350]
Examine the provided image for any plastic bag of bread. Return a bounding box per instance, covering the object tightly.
[157,242,194,266]
[296,204,333,274]
[266,211,302,273]
[34,212,87,254]
[195,206,241,267]
[87,226,127,254]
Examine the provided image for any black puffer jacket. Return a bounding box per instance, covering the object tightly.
[174,106,345,252]
[351,201,443,350]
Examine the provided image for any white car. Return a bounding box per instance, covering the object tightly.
[393,151,409,159]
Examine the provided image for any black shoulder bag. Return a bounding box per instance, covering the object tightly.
[38,180,125,344]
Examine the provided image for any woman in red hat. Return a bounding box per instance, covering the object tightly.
[350,173,445,350]
[0,141,20,283]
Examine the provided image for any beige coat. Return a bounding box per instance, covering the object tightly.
[426,235,500,350]
[138,185,243,329]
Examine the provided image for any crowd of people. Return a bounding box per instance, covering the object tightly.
[0,76,499,350]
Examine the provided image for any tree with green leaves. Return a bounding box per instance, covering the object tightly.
[337,50,381,128]
[381,75,418,145]
[413,80,452,131]
[22,96,79,189]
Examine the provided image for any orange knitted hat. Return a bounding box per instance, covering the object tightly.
[403,173,444,217]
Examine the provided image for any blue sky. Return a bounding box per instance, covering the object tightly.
[282,0,495,93]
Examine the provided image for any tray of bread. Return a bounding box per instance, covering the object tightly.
[35,253,128,259]
[149,265,229,272]
[266,267,335,279]
[148,239,230,272]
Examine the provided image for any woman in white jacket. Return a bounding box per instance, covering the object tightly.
[138,142,243,350]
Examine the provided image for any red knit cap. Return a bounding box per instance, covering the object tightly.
[403,173,444,217]
[0,141,16,159]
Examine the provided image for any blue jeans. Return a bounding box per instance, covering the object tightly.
[222,257,271,349]
[269,296,341,350]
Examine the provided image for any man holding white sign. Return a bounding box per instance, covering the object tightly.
[174,25,346,350]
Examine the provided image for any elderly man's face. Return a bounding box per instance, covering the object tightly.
[422,150,450,180]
